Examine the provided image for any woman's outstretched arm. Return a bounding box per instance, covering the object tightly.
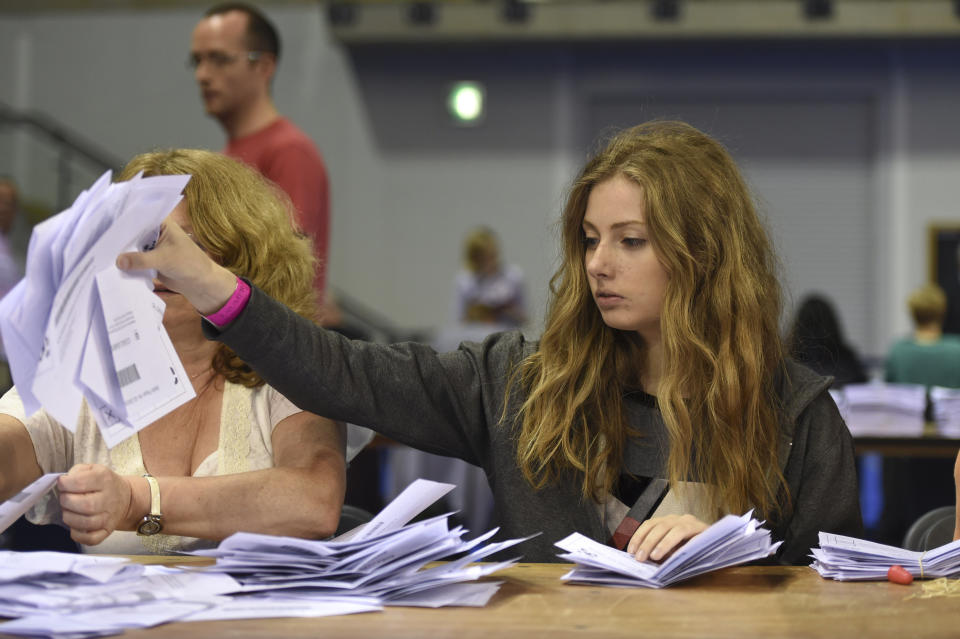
[118,221,519,469]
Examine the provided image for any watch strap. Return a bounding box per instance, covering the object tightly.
[137,473,164,536]
[143,473,161,518]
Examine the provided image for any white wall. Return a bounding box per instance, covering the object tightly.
[3,6,960,356]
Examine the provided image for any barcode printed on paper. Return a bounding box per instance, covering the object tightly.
[117,364,140,387]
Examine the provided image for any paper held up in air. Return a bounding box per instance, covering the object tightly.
[0,169,195,447]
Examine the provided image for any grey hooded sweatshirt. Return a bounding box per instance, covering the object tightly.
[204,283,863,564]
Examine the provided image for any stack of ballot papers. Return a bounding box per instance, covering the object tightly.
[811,532,960,580]
[838,383,927,437]
[0,170,196,447]
[555,512,780,588]
[0,479,524,639]
[0,552,243,638]
[930,386,960,436]
[186,478,527,608]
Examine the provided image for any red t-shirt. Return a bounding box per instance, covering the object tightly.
[225,117,330,296]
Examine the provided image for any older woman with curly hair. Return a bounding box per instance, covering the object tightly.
[119,122,862,564]
[0,149,345,553]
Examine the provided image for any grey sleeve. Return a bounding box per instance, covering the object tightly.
[774,391,864,565]
[203,283,524,469]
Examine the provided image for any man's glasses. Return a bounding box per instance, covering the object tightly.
[187,51,262,70]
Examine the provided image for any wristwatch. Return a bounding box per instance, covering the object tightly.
[136,473,164,536]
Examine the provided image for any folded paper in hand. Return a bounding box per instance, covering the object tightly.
[0,170,195,447]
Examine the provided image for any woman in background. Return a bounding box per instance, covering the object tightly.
[0,149,346,553]
[788,294,868,388]
[454,227,526,327]
[119,122,863,564]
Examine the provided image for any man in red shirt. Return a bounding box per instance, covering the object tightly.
[190,3,330,298]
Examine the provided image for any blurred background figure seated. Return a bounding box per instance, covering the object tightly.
[787,293,868,390]
[382,227,530,535]
[452,226,526,329]
[787,293,882,535]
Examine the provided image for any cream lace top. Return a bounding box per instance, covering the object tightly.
[0,382,300,554]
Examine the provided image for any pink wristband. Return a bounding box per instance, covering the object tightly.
[204,277,251,328]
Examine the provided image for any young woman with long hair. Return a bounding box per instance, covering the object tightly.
[119,122,863,563]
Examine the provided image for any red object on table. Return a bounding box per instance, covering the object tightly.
[887,564,914,585]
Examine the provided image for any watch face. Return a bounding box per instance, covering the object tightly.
[137,517,163,536]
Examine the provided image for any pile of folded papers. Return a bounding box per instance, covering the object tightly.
[838,383,927,437]
[930,386,960,437]
[0,480,524,639]
[187,480,526,608]
[555,512,780,588]
[0,551,243,638]
[811,532,960,580]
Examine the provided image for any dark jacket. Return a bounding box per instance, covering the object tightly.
[204,284,863,564]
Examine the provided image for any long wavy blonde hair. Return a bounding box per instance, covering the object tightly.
[510,121,787,520]
[118,149,318,387]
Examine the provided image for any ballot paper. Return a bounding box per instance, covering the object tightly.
[0,479,525,638]
[556,512,781,588]
[0,560,240,639]
[0,473,62,534]
[811,532,960,581]
[336,477,457,542]
[0,550,137,588]
[0,600,219,639]
[0,170,195,447]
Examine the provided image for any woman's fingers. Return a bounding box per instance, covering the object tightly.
[118,221,237,315]
[57,464,135,546]
[627,514,709,562]
[68,526,110,546]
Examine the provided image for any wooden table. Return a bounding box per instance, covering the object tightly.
[6,561,958,639]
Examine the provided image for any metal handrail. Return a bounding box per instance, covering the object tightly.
[331,287,430,344]
[0,101,123,210]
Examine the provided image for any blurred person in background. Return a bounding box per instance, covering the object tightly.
[878,283,960,546]
[0,177,23,301]
[190,3,330,299]
[886,283,960,388]
[0,176,25,393]
[453,227,526,328]
[787,293,868,389]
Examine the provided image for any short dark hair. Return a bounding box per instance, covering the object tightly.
[205,3,280,59]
